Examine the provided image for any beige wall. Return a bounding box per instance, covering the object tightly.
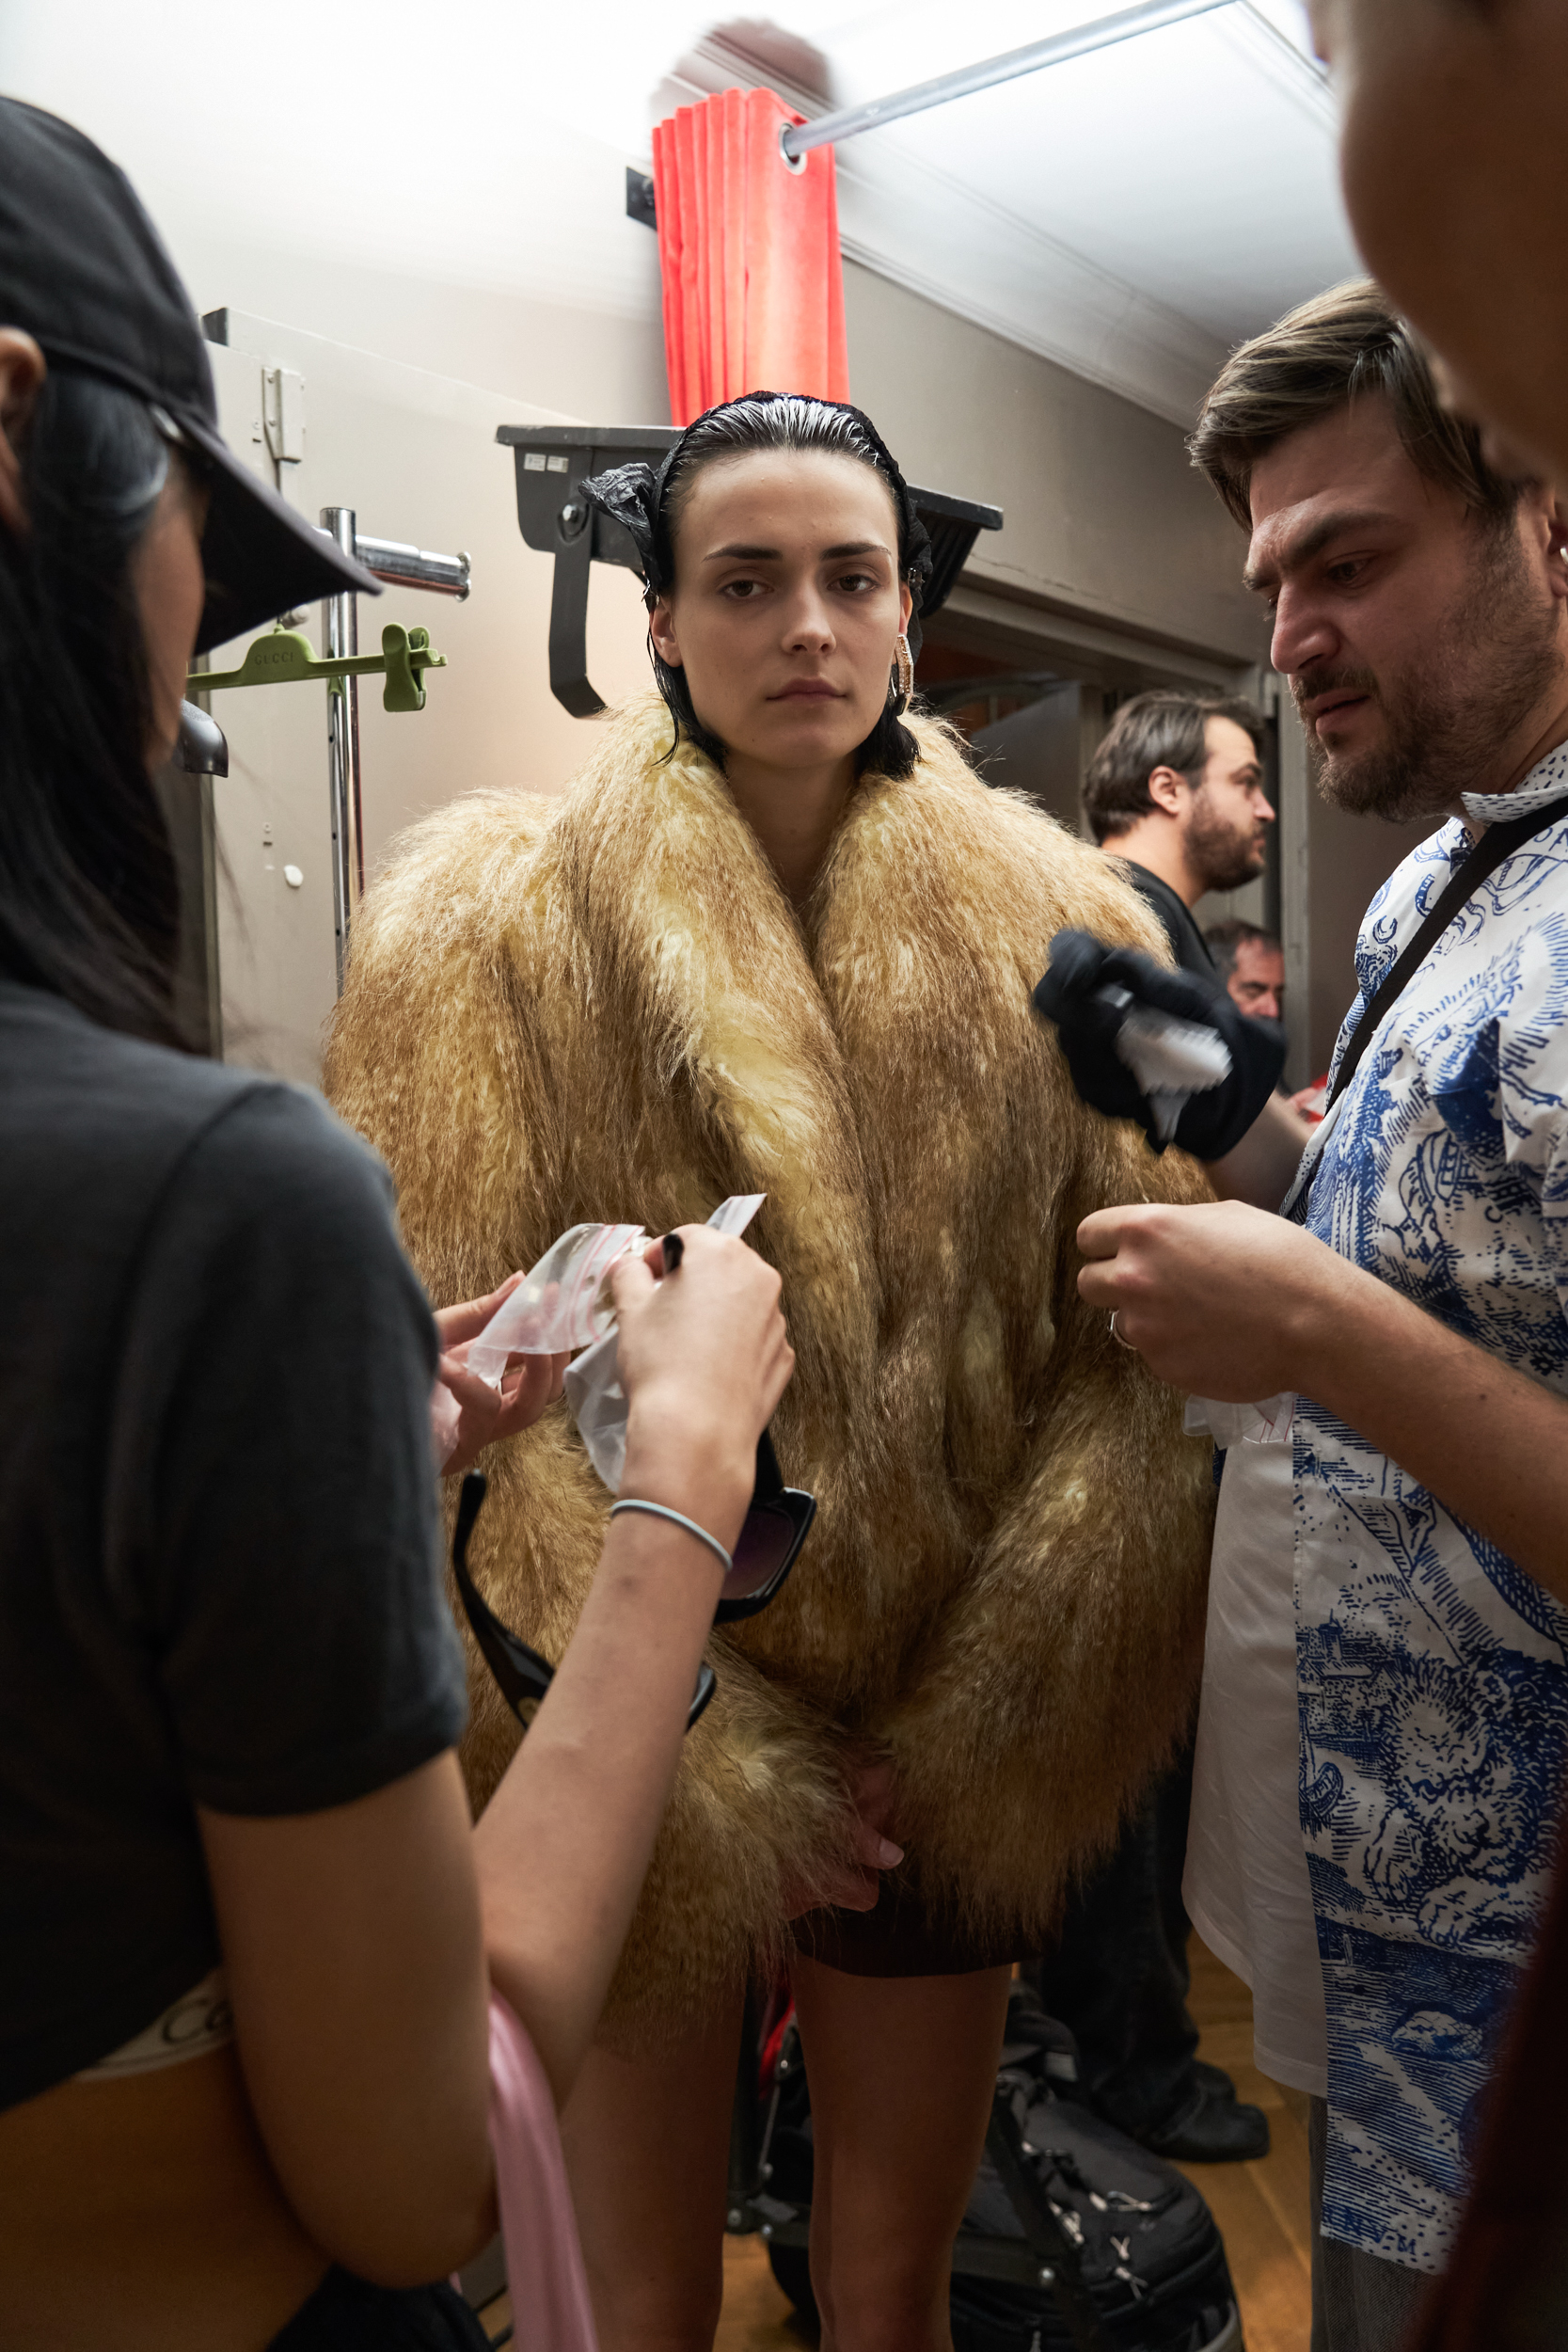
[179,230,672,437]
[844,262,1268,672]
[196,317,655,1084]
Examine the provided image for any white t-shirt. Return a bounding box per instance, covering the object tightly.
[1183,1435,1328,2098]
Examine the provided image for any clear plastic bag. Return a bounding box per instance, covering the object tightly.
[465,1222,647,1385]
[468,1196,767,1492]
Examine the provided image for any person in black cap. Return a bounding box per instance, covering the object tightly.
[0,97,803,2348]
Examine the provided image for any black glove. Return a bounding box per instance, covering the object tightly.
[1032,929,1285,1160]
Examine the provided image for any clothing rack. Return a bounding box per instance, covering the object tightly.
[320,511,469,991]
[776,0,1314,166]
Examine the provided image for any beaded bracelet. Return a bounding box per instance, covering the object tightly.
[609,1498,734,1577]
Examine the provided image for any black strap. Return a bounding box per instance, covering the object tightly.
[1326,791,1568,1114]
[985,2092,1119,2352]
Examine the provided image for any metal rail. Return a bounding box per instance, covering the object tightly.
[320,521,468,992]
[779,0,1231,163]
[323,506,363,995]
[353,534,470,599]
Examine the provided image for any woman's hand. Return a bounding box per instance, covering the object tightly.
[475,1230,800,2107]
[610,1227,796,1543]
[782,1760,904,1918]
[1075,1199,1354,1401]
[431,1275,571,1478]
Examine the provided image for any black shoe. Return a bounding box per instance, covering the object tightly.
[1135,2076,1271,2163]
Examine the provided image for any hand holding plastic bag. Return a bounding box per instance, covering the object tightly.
[466,1197,767,1490]
[429,1275,572,1475]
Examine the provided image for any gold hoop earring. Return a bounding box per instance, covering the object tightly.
[893,632,913,707]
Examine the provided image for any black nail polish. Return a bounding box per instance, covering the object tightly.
[661,1232,684,1272]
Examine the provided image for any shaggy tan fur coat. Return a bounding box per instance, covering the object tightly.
[325,692,1215,2044]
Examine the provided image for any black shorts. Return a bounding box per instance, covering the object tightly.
[269,2268,491,2349]
[792,1873,1021,1977]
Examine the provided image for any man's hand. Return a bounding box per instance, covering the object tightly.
[1079,1200,1568,1602]
[432,1275,571,1478]
[1075,1199,1354,1401]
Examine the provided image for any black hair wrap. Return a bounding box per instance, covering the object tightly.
[577,457,672,598]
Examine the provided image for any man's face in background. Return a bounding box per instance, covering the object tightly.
[1184,716,1273,894]
[1226,937,1284,1023]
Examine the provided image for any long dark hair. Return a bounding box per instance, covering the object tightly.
[0,366,185,1047]
[581,392,934,781]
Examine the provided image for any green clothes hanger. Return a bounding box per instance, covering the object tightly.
[188,621,447,714]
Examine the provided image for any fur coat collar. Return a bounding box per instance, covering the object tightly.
[326,693,1214,2042]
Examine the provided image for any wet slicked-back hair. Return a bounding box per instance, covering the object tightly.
[580,390,932,782]
[1189,278,1523,531]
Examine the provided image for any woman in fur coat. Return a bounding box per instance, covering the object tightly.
[325,393,1214,2352]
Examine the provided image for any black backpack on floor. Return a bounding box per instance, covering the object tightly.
[738,1980,1241,2352]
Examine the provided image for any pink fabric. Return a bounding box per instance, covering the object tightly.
[652,86,850,424]
[486,1993,598,2351]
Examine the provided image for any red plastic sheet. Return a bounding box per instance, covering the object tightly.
[651,87,849,425]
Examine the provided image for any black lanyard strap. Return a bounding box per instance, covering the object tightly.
[1326,790,1568,1115]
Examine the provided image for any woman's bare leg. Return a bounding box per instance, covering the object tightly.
[790,1957,1012,2352]
[561,1991,743,2352]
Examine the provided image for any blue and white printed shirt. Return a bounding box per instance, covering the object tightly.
[1293,743,1568,2269]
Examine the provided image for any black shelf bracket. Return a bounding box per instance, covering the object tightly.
[498,422,1003,718]
[626,167,657,230]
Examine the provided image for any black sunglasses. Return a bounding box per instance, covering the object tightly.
[717,1427,816,1621]
[451,1430,815,1733]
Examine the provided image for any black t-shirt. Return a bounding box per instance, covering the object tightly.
[1117,861,1220,985]
[0,981,467,2110]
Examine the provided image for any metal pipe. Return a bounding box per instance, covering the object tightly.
[323,505,363,996]
[353,533,471,599]
[779,0,1231,161]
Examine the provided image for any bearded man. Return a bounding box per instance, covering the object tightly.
[1081,691,1275,972]
[1301,13,1568,2350]
[1079,279,1568,2352]
[1033,694,1288,2161]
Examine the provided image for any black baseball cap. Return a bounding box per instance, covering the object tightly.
[0,96,379,650]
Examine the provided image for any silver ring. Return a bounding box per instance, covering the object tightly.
[1109,1311,1136,1351]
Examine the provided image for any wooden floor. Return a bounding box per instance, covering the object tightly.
[482,1936,1312,2352]
[712,1937,1312,2352]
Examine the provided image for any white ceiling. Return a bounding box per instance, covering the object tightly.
[1,0,1360,428]
[664,0,1361,423]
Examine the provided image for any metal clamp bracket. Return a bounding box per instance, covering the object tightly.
[497,423,1003,718]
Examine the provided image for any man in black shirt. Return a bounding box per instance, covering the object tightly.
[1081,691,1274,974]
[1062,690,1308,1206]
[1029,691,1289,2163]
